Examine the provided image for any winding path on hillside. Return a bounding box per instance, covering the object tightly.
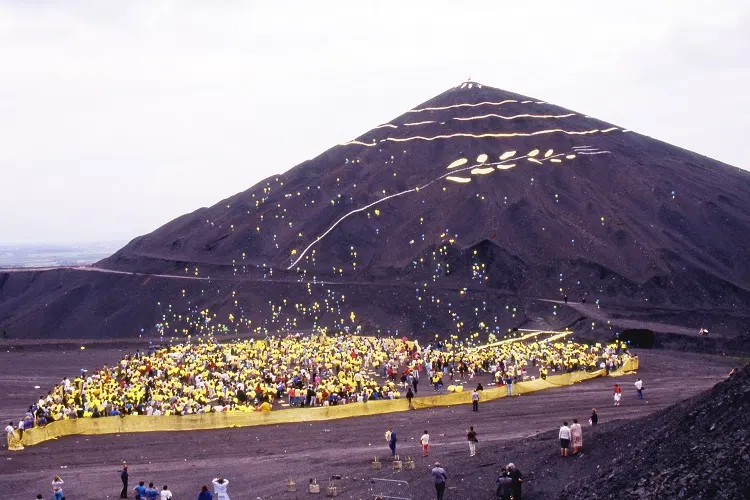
[539,299,706,337]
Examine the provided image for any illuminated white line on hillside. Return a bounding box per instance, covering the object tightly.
[601,127,619,133]
[373,124,398,130]
[287,188,419,269]
[288,148,604,269]
[288,152,523,269]
[341,128,614,146]
[453,113,575,121]
[572,145,592,149]
[404,121,435,126]
[407,100,519,113]
[577,151,612,155]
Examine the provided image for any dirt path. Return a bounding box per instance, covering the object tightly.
[0,349,738,499]
[540,299,703,336]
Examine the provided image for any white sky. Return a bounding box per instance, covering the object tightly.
[1,1,749,244]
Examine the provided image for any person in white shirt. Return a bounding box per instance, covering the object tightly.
[420,430,430,457]
[160,485,172,500]
[52,476,64,500]
[635,378,644,400]
[6,422,23,451]
[471,390,480,412]
[559,421,571,457]
[212,477,230,500]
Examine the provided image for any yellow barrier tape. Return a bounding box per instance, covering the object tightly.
[19,358,637,448]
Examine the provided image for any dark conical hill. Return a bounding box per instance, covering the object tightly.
[101,82,750,302]
[2,81,750,341]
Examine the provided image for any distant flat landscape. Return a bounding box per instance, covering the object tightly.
[0,242,124,268]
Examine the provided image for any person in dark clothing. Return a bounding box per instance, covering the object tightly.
[590,408,598,425]
[495,466,512,500]
[389,428,397,456]
[508,463,522,499]
[412,377,419,394]
[120,464,129,498]
[406,388,414,410]
[431,462,447,500]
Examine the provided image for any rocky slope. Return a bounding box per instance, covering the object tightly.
[558,364,750,499]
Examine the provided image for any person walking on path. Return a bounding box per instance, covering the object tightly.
[120,464,129,498]
[589,408,598,425]
[406,388,415,410]
[467,426,478,457]
[197,485,213,500]
[420,430,430,457]
[431,462,447,500]
[212,478,230,500]
[504,375,513,396]
[570,419,583,454]
[471,388,480,412]
[559,421,571,457]
[613,384,622,406]
[635,378,644,400]
[52,476,64,500]
[387,428,397,456]
[508,463,523,500]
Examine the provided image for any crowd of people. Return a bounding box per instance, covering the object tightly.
[34,468,230,500]
[13,332,633,435]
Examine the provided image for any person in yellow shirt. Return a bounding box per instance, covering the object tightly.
[257,400,272,412]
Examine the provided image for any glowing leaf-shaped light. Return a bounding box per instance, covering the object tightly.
[500,151,516,160]
[471,167,495,175]
[566,154,576,159]
[446,176,472,184]
[447,158,468,169]
[496,164,516,170]
[528,149,540,157]
[544,149,554,158]
[476,153,488,163]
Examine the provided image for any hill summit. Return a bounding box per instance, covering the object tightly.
[3,81,750,340]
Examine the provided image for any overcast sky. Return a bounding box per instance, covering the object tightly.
[1,1,749,244]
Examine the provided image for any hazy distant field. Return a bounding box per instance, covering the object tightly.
[0,242,124,268]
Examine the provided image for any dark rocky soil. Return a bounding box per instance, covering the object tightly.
[557,363,750,499]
